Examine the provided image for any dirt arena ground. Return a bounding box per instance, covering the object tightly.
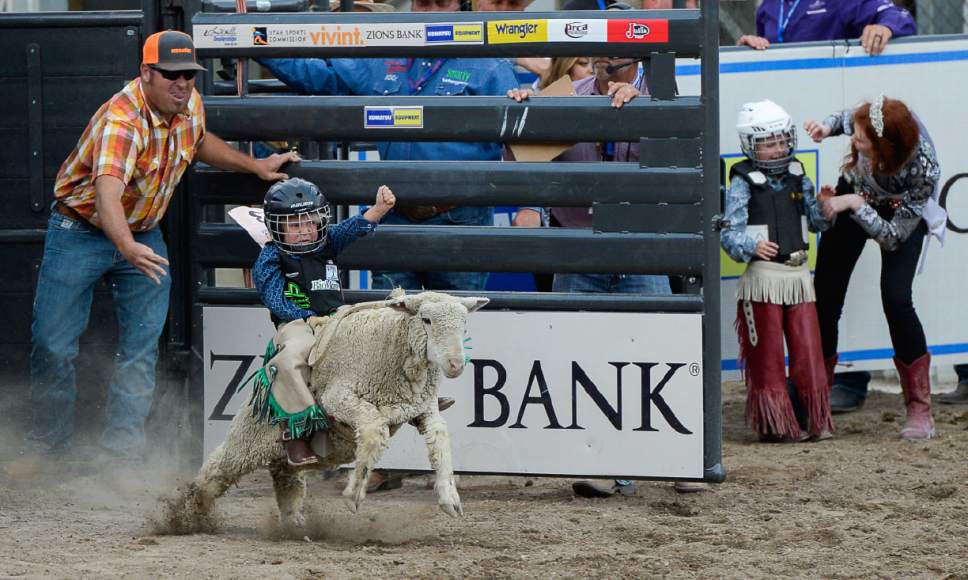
[2,379,967,579]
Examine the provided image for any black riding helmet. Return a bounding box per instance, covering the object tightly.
[263,177,332,255]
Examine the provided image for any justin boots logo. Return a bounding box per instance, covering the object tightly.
[625,22,651,39]
[607,19,669,43]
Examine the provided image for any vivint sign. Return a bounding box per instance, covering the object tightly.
[203,306,704,479]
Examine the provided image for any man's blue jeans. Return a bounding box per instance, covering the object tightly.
[372,206,492,291]
[552,273,672,294]
[28,212,170,460]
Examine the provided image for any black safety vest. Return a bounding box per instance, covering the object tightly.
[730,159,808,260]
[276,246,345,323]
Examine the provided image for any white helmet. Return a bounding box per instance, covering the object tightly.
[736,99,797,175]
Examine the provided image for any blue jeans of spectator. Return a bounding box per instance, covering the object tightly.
[372,206,492,292]
[552,273,672,294]
[28,212,171,460]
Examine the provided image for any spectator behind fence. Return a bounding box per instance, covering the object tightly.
[737,0,916,56]
[260,0,519,292]
[722,100,833,443]
[804,95,942,440]
[18,31,297,473]
[507,52,708,497]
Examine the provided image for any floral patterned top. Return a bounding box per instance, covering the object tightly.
[823,109,940,251]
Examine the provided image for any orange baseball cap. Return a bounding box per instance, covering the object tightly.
[143,30,207,72]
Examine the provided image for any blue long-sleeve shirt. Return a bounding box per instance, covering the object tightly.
[253,215,376,322]
[721,171,828,264]
[260,57,520,163]
[756,0,916,44]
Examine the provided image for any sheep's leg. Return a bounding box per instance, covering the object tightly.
[342,400,391,513]
[270,461,307,529]
[168,415,268,533]
[416,410,462,517]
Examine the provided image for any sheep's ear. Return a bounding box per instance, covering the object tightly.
[460,297,489,313]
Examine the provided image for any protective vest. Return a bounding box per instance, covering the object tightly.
[730,159,808,260]
[277,247,344,321]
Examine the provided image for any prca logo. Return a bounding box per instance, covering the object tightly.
[565,22,588,39]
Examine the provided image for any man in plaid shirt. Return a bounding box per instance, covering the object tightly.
[21,30,298,471]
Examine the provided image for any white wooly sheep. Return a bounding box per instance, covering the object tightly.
[166,290,487,532]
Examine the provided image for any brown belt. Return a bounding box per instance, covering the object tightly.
[54,201,91,224]
[394,204,457,222]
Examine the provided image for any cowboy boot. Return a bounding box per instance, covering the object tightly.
[280,420,322,467]
[785,303,834,440]
[894,353,936,441]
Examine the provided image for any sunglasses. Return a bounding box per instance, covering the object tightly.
[150,66,197,81]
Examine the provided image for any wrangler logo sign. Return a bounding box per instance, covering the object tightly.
[487,20,548,44]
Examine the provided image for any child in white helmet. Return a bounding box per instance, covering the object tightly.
[721,100,834,442]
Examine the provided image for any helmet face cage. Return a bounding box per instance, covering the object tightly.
[266,205,332,255]
[740,127,797,175]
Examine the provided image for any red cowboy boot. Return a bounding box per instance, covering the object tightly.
[784,303,834,439]
[894,353,936,441]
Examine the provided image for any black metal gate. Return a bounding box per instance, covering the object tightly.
[187,5,723,480]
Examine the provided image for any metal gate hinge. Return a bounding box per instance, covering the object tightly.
[711,214,731,232]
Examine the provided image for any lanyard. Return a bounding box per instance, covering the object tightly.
[777,0,802,43]
[407,58,446,93]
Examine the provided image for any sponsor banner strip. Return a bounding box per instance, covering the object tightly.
[363,105,424,129]
[194,19,669,49]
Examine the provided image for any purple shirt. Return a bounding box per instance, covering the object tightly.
[756,0,916,44]
[550,74,645,228]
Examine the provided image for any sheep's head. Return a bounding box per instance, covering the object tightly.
[387,292,489,379]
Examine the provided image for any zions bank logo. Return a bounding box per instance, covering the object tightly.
[467,359,696,434]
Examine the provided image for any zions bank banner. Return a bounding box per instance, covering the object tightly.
[677,35,968,375]
[203,307,704,479]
